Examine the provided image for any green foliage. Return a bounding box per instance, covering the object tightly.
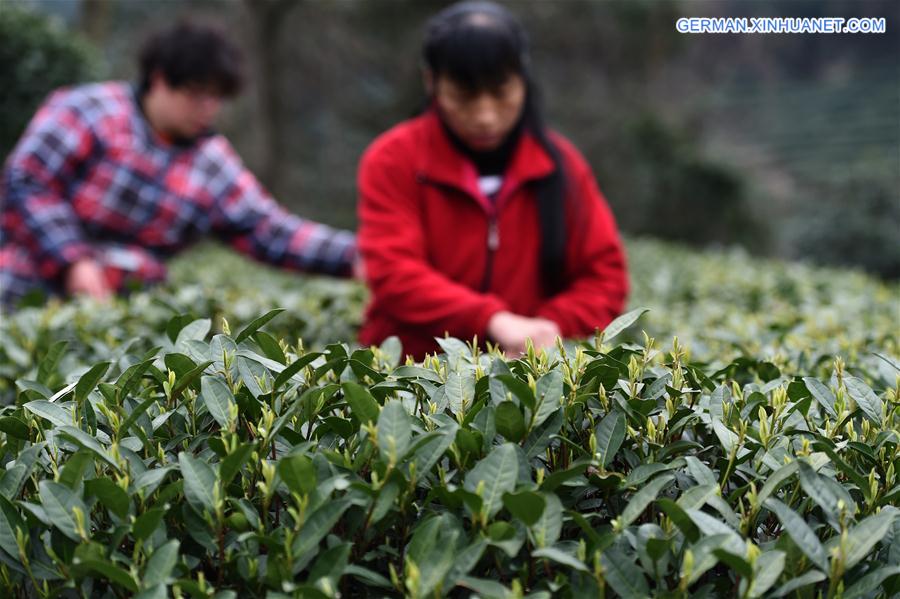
[600,115,768,252]
[786,166,900,279]
[0,240,897,596]
[626,239,898,380]
[0,6,101,159]
[0,312,897,597]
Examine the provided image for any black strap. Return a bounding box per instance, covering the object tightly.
[533,169,566,296]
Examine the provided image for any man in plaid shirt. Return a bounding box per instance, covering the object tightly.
[0,21,356,310]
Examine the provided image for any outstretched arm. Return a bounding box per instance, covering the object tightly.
[205,138,356,277]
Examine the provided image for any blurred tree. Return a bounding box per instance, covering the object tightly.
[601,114,766,251]
[7,0,894,276]
[242,0,301,197]
[79,0,112,46]
[787,166,900,279]
[0,6,101,160]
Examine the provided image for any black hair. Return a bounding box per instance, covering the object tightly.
[423,1,567,295]
[138,20,244,97]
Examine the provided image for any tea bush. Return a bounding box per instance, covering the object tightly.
[0,239,897,598]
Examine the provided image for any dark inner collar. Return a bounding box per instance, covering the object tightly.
[438,112,525,177]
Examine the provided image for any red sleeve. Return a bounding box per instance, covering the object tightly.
[357,140,508,341]
[536,162,629,338]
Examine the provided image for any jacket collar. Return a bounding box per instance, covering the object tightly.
[417,108,556,207]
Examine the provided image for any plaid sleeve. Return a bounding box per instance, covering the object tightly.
[2,91,95,279]
[203,139,356,277]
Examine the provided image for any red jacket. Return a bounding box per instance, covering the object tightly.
[357,110,628,359]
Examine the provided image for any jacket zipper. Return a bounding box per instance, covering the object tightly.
[480,214,499,292]
[416,173,502,293]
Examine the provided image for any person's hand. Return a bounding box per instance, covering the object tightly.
[486,311,561,356]
[352,254,366,280]
[528,319,563,353]
[65,258,112,300]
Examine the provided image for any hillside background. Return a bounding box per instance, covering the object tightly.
[3,0,899,277]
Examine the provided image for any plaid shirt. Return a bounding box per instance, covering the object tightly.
[1,81,355,306]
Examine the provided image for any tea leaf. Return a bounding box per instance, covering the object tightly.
[757,461,798,506]
[844,376,883,425]
[234,308,285,343]
[179,452,217,514]
[764,498,828,571]
[37,340,68,385]
[175,318,211,347]
[143,539,180,588]
[494,374,535,411]
[502,490,545,526]
[411,423,458,475]
[532,370,563,429]
[277,453,317,495]
[24,400,71,427]
[620,474,674,529]
[495,401,526,442]
[798,461,844,523]
[78,558,138,593]
[844,509,897,570]
[522,407,563,458]
[464,443,518,518]
[201,375,235,429]
[291,498,352,558]
[843,565,900,599]
[272,352,321,391]
[220,443,255,487]
[595,410,625,466]
[770,570,827,598]
[38,480,87,542]
[75,361,110,404]
[530,492,563,547]
[445,371,476,417]
[57,426,121,471]
[85,478,130,519]
[746,550,785,598]
[532,547,589,572]
[0,416,29,440]
[601,307,649,342]
[377,400,411,464]
[0,494,25,557]
[133,507,168,541]
[600,546,650,599]
[803,377,837,418]
[342,381,380,426]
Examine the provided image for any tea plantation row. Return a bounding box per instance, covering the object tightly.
[0,239,897,598]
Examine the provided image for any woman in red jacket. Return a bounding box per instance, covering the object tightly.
[358,1,629,359]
